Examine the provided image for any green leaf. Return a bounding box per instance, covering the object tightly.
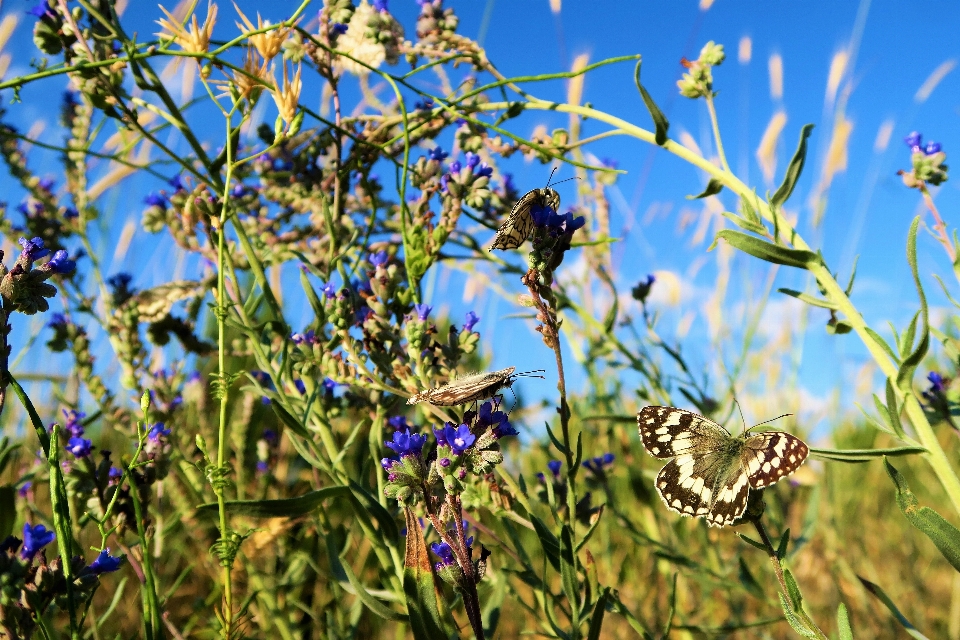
[778,288,838,310]
[402,507,446,639]
[899,311,920,358]
[897,217,929,390]
[576,506,604,552]
[844,255,859,296]
[349,481,401,544]
[736,533,767,552]
[776,528,790,560]
[809,446,926,463]
[737,557,765,599]
[864,327,900,366]
[8,373,50,456]
[270,401,311,439]
[858,576,930,639]
[634,58,669,145]
[837,603,853,640]
[196,486,351,517]
[531,514,561,571]
[721,211,767,234]
[0,486,15,540]
[686,178,724,200]
[662,572,678,638]
[784,568,804,610]
[884,459,960,573]
[609,590,655,639]
[716,230,820,269]
[885,378,906,439]
[559,525,581,625]
[586,587,612,640]
[299,269,325,324]
[771,123,814,207]
[326,534,406,621]
[778,592,819,639]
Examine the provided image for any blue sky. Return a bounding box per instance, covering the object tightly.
[1,0,959,431]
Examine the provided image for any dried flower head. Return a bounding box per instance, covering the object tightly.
[234,3,297,61]
[156,1,218,56]
[219,45,270,101]
[270,60,302,128]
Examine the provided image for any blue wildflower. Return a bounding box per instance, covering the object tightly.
[463,311,480,332]
[19,237,50,262]
[437,423,476,454]
[448,160,462,174]
[320,281,337,299]
[503,173,515,193]
[168,174,186,191]
[925,141,942,155]
[928,372,946,394]
[475,163,493,178]
[439,173,451,193]
[28,2,55,19]
[904,131,922,148]
[428,146,448,162]
[430,541,456,567]
[388,415,411,431]
[331,22,348,35]
[86,549,124,575]
[415,98,434,111]
[48,313,68,329]
[385,428,427,457]
[20,523,55,560]
[18,482,32,497]
[63,409,86,438]
[373,0,388,11]
[465,152,480,170]
[414,303,432,321]
[632,274,656,302]
[547,460,562,477]
[63,206,79,219]
[262,428,278,445]
[530,203,562,228]
[493,417,518,439]
[144,192,168,208]
[370,251,389,268]
[46,250,76,274]
[147,423,170,440]
[322,377,339,392]
[108,467,123,483]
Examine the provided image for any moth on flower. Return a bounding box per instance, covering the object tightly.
[407,367,544,406]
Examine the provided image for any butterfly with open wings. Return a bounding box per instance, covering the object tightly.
[637,406,809,527]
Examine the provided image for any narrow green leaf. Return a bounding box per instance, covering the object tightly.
[932,327,960,364]
[858,576,930,639]
[196,486,351,517]
[0,486,15,540]
[884,459,960,572]
[858,400,895,437]
[271,401,311,439]
[634,58,669,145]
[736,533,767,552]
[326,535,406,621]
[776,528,790,561]
[837,603,853,640]
[402,507,445,639]
[299,268,325,324]
[349,481,401,543]
[864,327,900,366]
[716,230,820,269]
[721,211,767,234]
[586,587,612,640]
[771,123,815,207]
[662,572,678,638]
[8,373,50,456]
[898,217,930,389]
[686,178,724,199]
[844,255,859,296]
[560,525,581,625]
[778,288,838,310]
[809,446,926,463]
[778,593,819,639]
[933,274,960,311]
[899,311,920,358]
[885,378,906,439]
[531,514,561,571]
[784,568,804,610]
[576,506,604,552]
[737,557,765,599]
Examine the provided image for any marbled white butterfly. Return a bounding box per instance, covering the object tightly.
[637,406,809,527]
[407,367,545,406]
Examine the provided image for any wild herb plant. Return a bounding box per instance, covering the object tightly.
[0,2,958,639]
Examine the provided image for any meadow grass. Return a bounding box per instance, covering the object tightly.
[0,2,957,638]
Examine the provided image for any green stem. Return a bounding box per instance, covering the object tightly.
[704,93,731,173]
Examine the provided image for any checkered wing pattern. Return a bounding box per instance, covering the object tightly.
[638,406,809,528]
[741,431,809,489]
[637,406,729,458]
[490,188,560,250]
[407,367,516,406]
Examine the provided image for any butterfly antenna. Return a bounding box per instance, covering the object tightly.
[734,398,747,436]
[516,369,547,380]
[747,413,794,434]
[545,166,559,188]
[548,176,581,187]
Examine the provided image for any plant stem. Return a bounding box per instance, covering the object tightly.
[704,93,731,174]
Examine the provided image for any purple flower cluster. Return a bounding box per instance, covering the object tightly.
[582,452,615,474]
[385,428,427,458]
[414,303,433,321]
[435,422,477,454]
[905,131,942,156]
[463,311,480,332]
[530,204,585,234]
[19,523,55,561]
[439,152,493,192]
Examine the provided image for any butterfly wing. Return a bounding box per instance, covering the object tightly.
[704,463,751,527]
[740,431,809,489]
[637,406,729,458]
[655,450,730,519]
[490,188,559,251]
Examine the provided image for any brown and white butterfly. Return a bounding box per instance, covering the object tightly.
[407,367,544,406]
[637,406,809,527]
